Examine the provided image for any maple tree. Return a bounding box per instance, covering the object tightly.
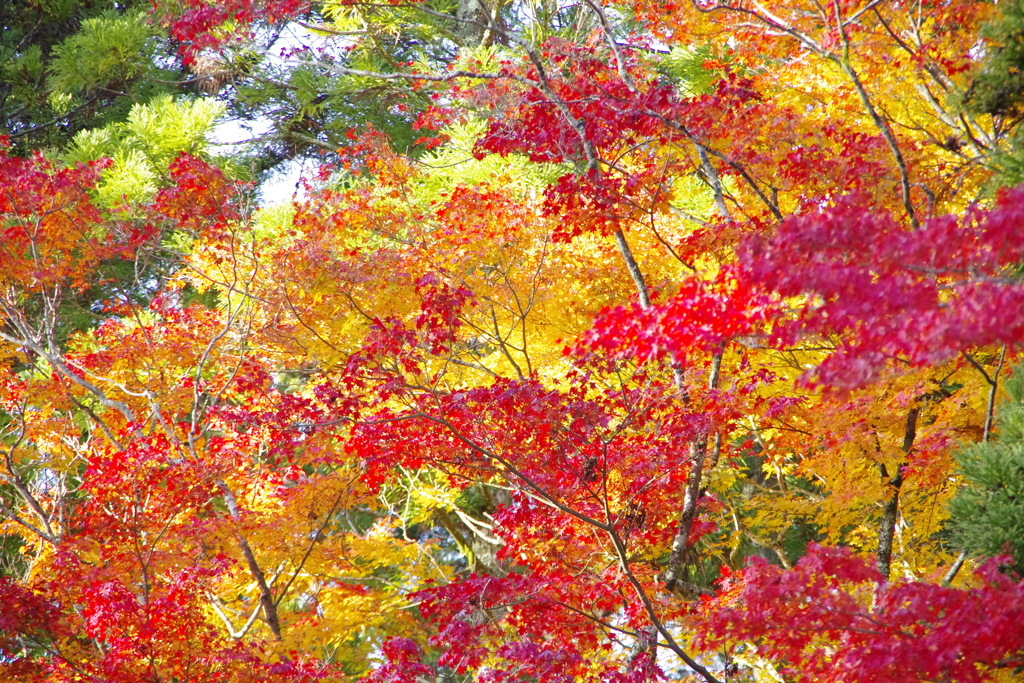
[2,0,1024,682]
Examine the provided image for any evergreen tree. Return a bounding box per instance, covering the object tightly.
[963,0,1024,188]
[950,364,1024,574]
[1,1,184,154]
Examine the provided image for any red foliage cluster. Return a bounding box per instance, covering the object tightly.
[4,1,1023,681]
[580,271,774,362]
[160,0,312,64]
[154,153,245,237]
[740,187,1024,389]
[702,545,1024,683]
[0,145,132,292]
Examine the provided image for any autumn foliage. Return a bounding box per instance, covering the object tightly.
[2,1,1024,682]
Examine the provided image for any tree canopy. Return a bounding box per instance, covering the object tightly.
[1,0,1024,682]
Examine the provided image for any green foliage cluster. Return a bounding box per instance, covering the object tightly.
[63,95,227,206]
[47,11,156,99]
[964,0,1024,188]
[658,45,729,97]
[414,117,566,199]
[210,2,464,172]
[950,364,1024,574]
[965,0,1024,120]
[1,1,182,154]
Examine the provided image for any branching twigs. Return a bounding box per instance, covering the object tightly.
[525,22,731,610]
[188,229,260,451]
[605,525,722,683]
[489,306,526,380]
[636,108,782,221]
[831,49,921,229]
[273,475,358,608]
[208,593,264,639]
[322,63,524,85]
[512,6,732,634]
[694,0,920,227]
[414,410,613,532]
[939,346,1011,585]
[842,0,888,28]
[964,346,1007,443]
[0,499,56,544]
[0,413,58,544]
[0,329,137,426]
[581,0,635,93]
[515,37,664,332]
[700,145,782,221]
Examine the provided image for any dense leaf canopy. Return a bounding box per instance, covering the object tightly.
[1,1,1023,682]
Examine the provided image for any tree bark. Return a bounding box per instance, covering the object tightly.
[876,407,918,580]
[663,351,723,592]
[456,0,490,47]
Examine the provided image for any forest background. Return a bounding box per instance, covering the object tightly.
[2,0,1024,681]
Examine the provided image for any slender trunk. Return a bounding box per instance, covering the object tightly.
[876,408,918,580]
[218,479,283,639]
[456,0,490,46]
[238,536,283,639]
[662,139,731,592]
[664,351,722,591]
[875,488,901,581]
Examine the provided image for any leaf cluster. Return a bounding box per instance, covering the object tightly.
[1,2,184,154]
[950,363,1024,574]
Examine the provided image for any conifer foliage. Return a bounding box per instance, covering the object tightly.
[950,363,1024,574]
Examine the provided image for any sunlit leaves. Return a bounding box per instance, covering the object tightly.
[741,187,1024,389]
[703,546,1024,683]
[2,0,1023,681]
